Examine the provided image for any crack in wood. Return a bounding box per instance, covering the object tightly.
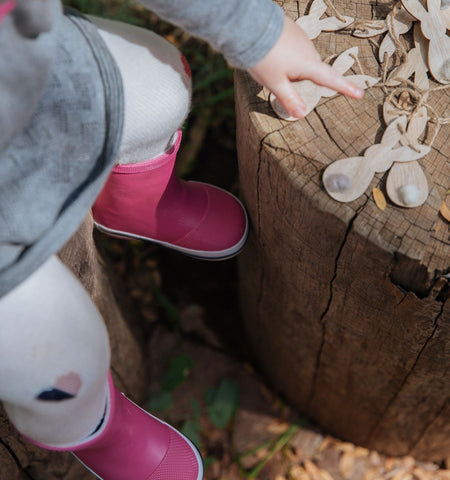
[307,202,367,409]
[366,303,444,446]
[313,110,348,157]
[257,129,286,235]
[407,397,448,455]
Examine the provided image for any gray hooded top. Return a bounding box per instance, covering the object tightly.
[0,0,284,298]
[0,3,124,297]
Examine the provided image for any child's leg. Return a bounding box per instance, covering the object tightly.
[91,18,248,260]
[0,255,110,446]
[0,256,202,479]
[92,16,192,163]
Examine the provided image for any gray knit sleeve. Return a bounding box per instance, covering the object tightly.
[136,0,285,69]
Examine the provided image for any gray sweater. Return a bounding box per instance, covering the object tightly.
[0,0,284,297]
[137,0,284,69]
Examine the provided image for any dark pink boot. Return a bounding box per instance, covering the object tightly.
[28,373,203,480]
[92,131,248,260]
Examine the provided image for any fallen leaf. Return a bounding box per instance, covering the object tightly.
[369,451,382,467]
[284,447,302,463]
[418,461,440,472]
[267,419,290,435]
[305,460,322,480]
[440,201,450,222]
[354,446,370,458]
[319,469,335,480]
[373,187,387,210]
[401,456,416,471]
[413,468,433,480]
[318,436,334,452]
[363,467,383,480]
[339,452,355,479]
[391,470,413,480]
[385,457,395,471]
[338,442,355,453]
[289,465,310,480]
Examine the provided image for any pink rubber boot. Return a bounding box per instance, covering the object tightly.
[28,373,203,480]
[92,131,248,260]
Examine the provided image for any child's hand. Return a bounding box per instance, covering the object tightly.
[248,15,364,118]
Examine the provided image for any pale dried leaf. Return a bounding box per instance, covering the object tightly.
[373,188,387,210]
[319,469,335,480]
[369,451,382,467]
[363,466,384,480]
[401,456,416,471]
[385,457,395,471]
[289,465,311,480]
[354,446,370,458]
[276,475,287,480]
[390,470,413,480]
[285,447,302,463]
[436,471,450,480]
[304,460,322,480]
[337,442,355,453]
[412,468,433,480]
[255,447,270,460]
[339,452,355,479]
[318,436,334,452]
[440,201,450,222]
[267,419,290,435]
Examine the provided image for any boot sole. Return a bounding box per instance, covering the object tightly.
[93,214,249,261]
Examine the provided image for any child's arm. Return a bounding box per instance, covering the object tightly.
[248,16,364,118]
[136,0,363,118]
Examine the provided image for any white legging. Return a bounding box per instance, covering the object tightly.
[0,17,191,447]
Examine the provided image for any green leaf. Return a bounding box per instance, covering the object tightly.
[203,457,216,469]
[180,419,201,449]
[190,397,201,420]
[160,354,194,392]
[206,379,239,429]
[147,390,173,412]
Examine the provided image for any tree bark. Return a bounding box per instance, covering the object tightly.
[235,0,450,462]
[0,214,148,479]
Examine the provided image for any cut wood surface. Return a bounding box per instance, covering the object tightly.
[235,0,450,462]
[0,214,148,480]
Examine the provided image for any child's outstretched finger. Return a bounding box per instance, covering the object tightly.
[305,61,364,99]
[270,78,307,118]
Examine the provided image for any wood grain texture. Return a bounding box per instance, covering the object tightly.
[0,214,148,479]
[236,0,449,461]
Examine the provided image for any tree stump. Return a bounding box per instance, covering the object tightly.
[0,214,148,479]
[235,0,450,462]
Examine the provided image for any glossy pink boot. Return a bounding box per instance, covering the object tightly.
[92,131,248,260]
[28,373,203,480]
